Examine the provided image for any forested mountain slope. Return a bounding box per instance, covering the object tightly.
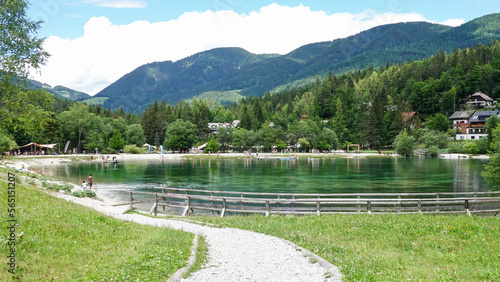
[95,13,500,112]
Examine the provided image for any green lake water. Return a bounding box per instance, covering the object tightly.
[35,157,491,202]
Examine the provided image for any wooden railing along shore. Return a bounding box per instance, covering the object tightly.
[124,188,500,217]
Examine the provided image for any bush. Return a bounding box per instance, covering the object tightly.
[393,130,416,157]
[467,142,480,154]
[124,145,147,154]
[72,190,96,198]
[42,181,72,193]
[72,191,85,198]
[447,142,463,153]
[427,146,439,157]
[420,130,450,149]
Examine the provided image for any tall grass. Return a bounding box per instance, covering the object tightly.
[0,175,193,281]
[196,214,500,281]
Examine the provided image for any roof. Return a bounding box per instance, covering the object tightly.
[449,110,475,120]
[469,110,500,123]
[20,142,58,149]
[467,92,494,102]
[402,112,425,123]
[402,112,416,122]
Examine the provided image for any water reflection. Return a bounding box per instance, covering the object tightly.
[33,157,490,201]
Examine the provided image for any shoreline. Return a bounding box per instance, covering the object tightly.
[3,151,490,172]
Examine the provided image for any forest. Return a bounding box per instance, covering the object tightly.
[2,41,500,157]
[2,0,500,188]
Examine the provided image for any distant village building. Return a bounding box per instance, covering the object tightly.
[449,110,475,130]
[402,112,425,129]
[466,92,494,109]
[454,110,500,140]
[208,120,240,135]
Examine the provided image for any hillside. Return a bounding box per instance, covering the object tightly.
[29,80,91,101]
[94,13,500,112]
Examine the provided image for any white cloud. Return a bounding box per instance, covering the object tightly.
[83,0,147,9]
[441,18,465,27]
[31,4,461,95]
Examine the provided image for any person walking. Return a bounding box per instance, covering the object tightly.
[87,174,94,191]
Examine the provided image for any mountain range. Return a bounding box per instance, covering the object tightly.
[30,80,91,101]
[87,13,500,113]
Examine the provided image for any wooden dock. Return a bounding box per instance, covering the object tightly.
[126,188,500,217]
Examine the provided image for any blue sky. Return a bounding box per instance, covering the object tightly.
[27,0,500,95]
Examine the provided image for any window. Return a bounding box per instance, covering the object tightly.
[471,136,475,140]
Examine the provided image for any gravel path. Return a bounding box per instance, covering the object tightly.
[56,193,342,282]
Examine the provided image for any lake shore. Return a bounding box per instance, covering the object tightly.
[4,151,489,171]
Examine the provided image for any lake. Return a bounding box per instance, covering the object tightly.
[34,156,491,202]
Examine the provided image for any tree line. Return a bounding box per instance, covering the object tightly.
[1,0,500,188]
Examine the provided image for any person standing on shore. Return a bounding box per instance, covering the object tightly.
[87,174,94,191]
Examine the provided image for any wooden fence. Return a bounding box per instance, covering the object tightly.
[125,188,500,217]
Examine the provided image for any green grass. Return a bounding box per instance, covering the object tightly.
[81,97,108,105]
[188,90,244,105]
[194,214,500,281]
[182,235,208,279]
[0,169,194,281]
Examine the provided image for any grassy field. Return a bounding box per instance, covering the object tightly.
[81,97,108,105]
[0,168,194,281]
[195,214,500,281]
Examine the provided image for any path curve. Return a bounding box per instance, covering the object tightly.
[57,193,342,282]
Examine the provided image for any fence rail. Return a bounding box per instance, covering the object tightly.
[126,188,500,217]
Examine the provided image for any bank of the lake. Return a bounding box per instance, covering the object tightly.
[0,166,194,281]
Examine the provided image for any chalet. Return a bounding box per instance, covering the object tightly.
[208,120,240,134]
[466,92,494,109]
[449,110,475,130]
[402,112,425,129]
[455,110,500,140]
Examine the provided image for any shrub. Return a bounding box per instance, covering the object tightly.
[447,142,463,153]
[72,191,85,198]
[420,130,450,149]
[124,145,146,154]
[42,181,72,193]
[467,142,480,154]
[71,190,96,198]
[427,146,439,157]
[84,190,96,198]
[393,130,416,157]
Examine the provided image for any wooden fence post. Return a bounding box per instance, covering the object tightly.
[161,189,166,211]
[465,199,472,217]
[221,198,227,217]
[129,192,133,210]
[436,194,440,212]
[418,199,422,214]
[241,193,245,214]
[397,195,402,213]
[154,194,158,216]
[473,193,477,211]
[367,201,372,214]
[211,192,215,215]
[182,196,190,217]
[265,201,270,217]
[292,195,296,214]
[357,195,361,213]
[316,200,321,216]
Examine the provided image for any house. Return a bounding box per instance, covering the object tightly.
[466,92,494,109]
[449,110,475,131]
[208,120,240,134]
[402,112,425,129]
[455,110,500,140]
